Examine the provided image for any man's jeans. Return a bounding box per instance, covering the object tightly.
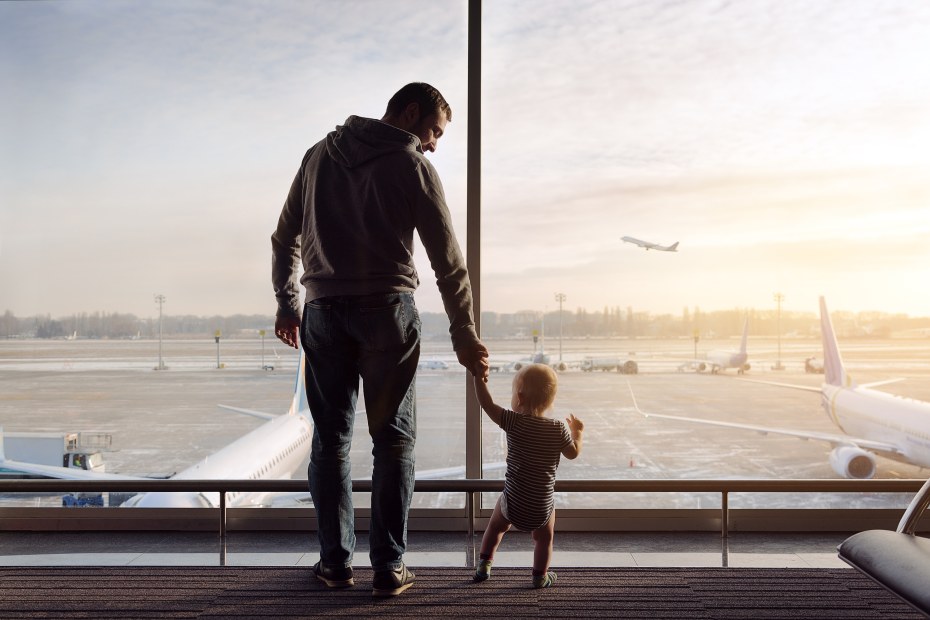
[300,292,420,572]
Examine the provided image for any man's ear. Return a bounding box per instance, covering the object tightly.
[402,101,420,125]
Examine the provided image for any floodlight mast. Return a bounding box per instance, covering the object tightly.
[773,292,785,371]
[154,294,166,370]
[554,292,566,363]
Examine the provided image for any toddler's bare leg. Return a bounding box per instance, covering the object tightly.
[479,497,511,559]
[531,510,555,574]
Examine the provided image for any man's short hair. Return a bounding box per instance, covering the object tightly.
[385,82,452,122]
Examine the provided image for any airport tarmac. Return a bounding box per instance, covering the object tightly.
[1,336,928,510]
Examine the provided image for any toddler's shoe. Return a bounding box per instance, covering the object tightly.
[532,571,557,589]
[473,558,493,582]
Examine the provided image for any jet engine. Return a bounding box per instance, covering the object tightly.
[740,363,751,372]
[829,446,876,479]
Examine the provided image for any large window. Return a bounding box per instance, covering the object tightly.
[2,0,930,516]
[0,0,470,509]
[481,1,930,509]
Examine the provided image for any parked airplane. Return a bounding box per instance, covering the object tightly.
[0,354,314,508]
[631,297,930,479]
[0,351,507,506]
[678,318,750,374]
[621,236,679,252]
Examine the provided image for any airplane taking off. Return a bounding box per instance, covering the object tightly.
[631,297,930,479]
[621,236,679,252]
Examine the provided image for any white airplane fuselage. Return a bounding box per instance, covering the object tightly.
[824,384,930,468]
[705,350,749,374]
[701,318,750,374]
[125,412,312,508]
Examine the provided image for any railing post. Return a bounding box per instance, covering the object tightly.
[721,491,729,538]
[220,490,227,541]
[466,490,475,538]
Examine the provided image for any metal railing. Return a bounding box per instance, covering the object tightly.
[0,478,924,540]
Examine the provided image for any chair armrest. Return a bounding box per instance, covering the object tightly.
[897,478,930,535]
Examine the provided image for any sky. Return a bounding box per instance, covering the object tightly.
[2,0,930,321]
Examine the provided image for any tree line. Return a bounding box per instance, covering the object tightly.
[4,306,929,342]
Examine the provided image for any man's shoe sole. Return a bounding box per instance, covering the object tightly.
[314,572,354,588]
[316,575,355,589]
[372,580,414,597]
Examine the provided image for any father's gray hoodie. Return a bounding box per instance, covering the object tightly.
[271,115,479,350]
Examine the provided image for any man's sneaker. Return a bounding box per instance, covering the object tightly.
[532,571,557,589]
[312,561,354,588]
[473,558,493,582]
[372,563,415,597]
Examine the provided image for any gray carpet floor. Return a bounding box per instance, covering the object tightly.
[0,566,923,619]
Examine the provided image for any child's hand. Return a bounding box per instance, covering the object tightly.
[566,413,584,432]
[474,359,490,382]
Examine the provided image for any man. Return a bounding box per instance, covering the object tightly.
[271,82,488,597]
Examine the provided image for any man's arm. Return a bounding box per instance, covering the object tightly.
[411,159,487,378]
[271,152,309,348]
[473,375,503,427]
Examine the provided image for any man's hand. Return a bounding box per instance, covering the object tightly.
[456,342,490,381]
[274,315,300,349]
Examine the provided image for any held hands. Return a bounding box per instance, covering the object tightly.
[456,343,490,381]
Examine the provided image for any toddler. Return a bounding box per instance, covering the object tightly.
[472,363,584,588]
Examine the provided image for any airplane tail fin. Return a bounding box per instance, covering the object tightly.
[739,317,749,354]
[288,348,310,416]
[668,242,679,251]
[820,296,852,387]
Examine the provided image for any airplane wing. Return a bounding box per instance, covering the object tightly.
[414,461,508,480]
[265,462,509,507]
[739,378,822,393]
[742,377,906,393]
[216,404,278,421]
[625,382,903,456]
[0,458,149,481]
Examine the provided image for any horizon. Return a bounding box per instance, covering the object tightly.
[5,301,929,322]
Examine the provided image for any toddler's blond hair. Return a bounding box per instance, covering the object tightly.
[514,363,558,413]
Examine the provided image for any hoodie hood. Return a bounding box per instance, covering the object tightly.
[325,115,422,168]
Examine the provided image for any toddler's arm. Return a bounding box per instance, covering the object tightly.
[473,374,504,426]
[561,413,584,459]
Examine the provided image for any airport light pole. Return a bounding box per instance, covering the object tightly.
[259,329,266,370]
[773,292,785,370]
[215,330,222,369]
[154,294,167,370]
[554,293,566,363]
